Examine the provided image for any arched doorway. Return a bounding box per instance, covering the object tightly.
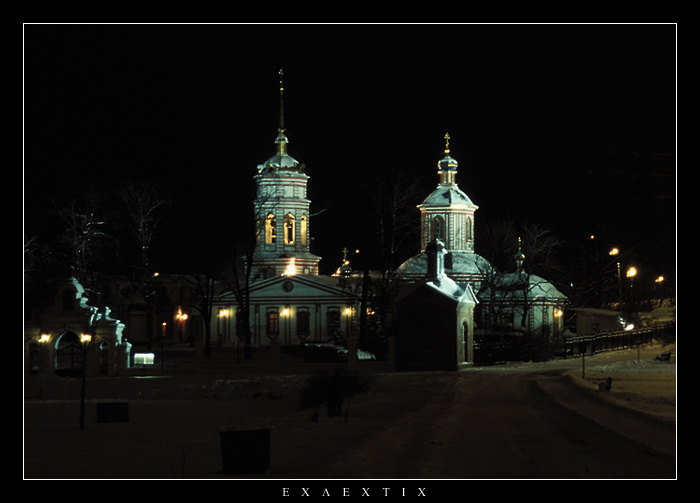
[54,331,83,377]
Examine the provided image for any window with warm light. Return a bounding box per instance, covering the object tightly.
[265,213,276,244]
[300,214,307,245]
[284,213,295,244]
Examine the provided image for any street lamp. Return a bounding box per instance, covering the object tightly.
[79,333,92,430]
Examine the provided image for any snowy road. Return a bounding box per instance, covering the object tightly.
[24,367,676,479]
[321,370,675,479]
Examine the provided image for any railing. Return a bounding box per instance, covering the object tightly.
[562,322,675,358]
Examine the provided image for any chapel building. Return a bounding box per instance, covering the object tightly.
[396,134,493,290]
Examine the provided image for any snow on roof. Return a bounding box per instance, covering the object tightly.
[419,185,477,208]
[396,251,493,277]
[481,271,567,301]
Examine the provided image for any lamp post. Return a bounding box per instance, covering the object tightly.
[79,333,92,430]
[609,247,622,306]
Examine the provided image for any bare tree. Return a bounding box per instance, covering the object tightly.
[361,168,423,342]
[120,181,170,280]
[57,188,114,304]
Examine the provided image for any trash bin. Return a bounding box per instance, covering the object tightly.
[219,428,270,474]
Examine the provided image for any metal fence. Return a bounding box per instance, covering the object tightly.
[562,322,675,358]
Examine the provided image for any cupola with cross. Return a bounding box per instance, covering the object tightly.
[418,133,479,253]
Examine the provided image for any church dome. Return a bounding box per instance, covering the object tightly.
[260,152,301,171]
[437,153,458,171]
[257,131,304,173]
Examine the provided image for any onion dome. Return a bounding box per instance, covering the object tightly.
[437,133,458,184]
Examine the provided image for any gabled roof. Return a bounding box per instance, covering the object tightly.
[218,274,354,303]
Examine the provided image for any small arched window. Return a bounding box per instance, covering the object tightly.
[431,216,445,242]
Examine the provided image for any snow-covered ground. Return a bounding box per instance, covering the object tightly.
[564,341,676,422]
[24,341,676,480]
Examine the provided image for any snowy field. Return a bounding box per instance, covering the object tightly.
[24,341,676,480]
[565,342,676,422]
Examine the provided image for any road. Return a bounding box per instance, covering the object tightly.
[308,368,676,479]
[24,366,676,479]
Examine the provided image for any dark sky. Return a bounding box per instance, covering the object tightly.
[24,23,676,282]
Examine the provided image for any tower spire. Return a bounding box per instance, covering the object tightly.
[275,68,289,157]
[278,68,285,133]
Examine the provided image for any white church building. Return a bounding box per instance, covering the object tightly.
[213,70,358,348]
[396,134,567,341]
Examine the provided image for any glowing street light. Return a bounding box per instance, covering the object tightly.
[626,267,637,278]
[609,247,619,256]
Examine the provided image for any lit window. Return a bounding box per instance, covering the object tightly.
[284,213,295,244]
[300,214,307,245]
[265,214,276,244]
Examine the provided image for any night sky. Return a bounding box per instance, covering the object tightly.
[24,24,676,287]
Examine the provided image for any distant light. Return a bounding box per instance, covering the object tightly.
[625,324,635,331]
[626,267,637,278]
[554,309,563,318]
[218,309,230,317]
[609,247,619,256]
[344,307,352,315]
[134,353,155,365]
[81,334,92,344]
[39,334,50,343]
[282,307,290,316]
[655,276,664,283]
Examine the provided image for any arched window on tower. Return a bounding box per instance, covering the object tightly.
[284,213,295,245]
[300,214,307,246]
[466,217,473,241]
[265,213,276,244]
[431,216,446,242]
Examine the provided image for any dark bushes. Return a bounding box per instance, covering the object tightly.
[300,368,372,417]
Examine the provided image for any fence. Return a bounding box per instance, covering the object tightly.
[562,322,675,358]
[473,321,675,364]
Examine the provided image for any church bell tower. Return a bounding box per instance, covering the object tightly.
[249,69,321,280]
